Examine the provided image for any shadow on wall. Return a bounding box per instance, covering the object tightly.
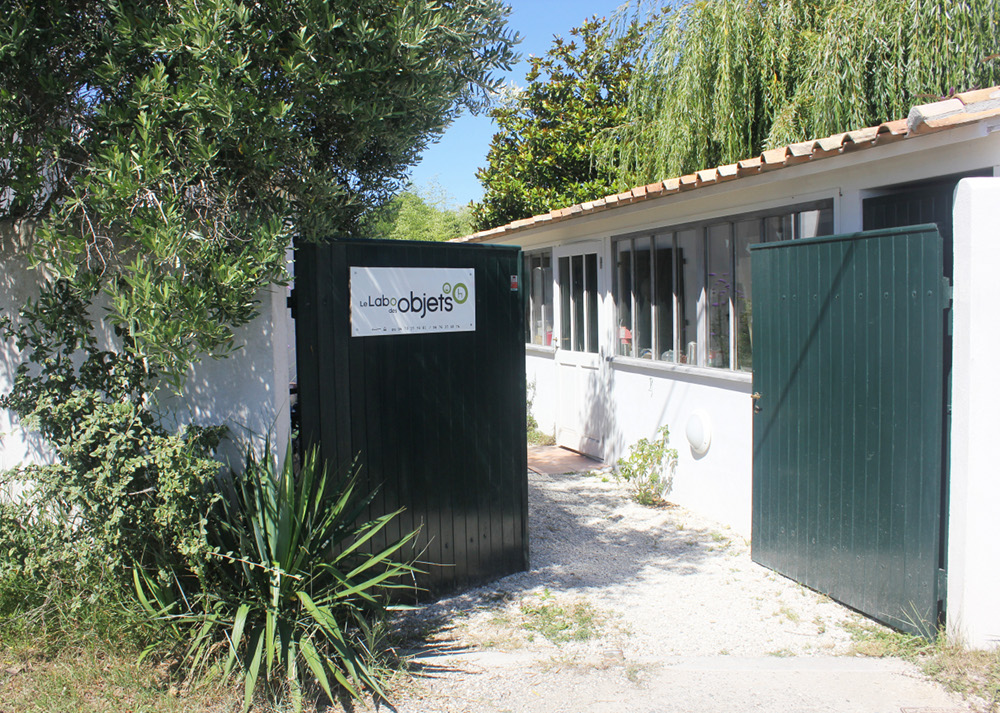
[0,223,55,468]
[593,357,753,466]
[153,286,291,470]
[0,223,290,472]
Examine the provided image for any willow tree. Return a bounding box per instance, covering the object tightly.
[597,0,1000,188]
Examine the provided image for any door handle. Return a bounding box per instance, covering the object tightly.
[751,392,763,414]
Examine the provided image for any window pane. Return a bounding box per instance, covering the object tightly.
[525,254,553,345]
[797,207,834,238]
[634,236,653,358]
[707,223,732,369]
[616,241,633,356]
[676,228,703,365]
[540,256,553,345]
[765,214,793,242]
[523,254,531,343]
[654,233,675,361]
[734,219,759,371]
[572,254,584,352]
[559,256,571,350]
[585,253,598,353]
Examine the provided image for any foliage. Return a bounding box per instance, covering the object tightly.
[615,425,677,506]
[0,279,225,592]
[525,380,554,446]
[472,12,654,231]
[367,182,473,242]
[848,621,1000,712]
[135,443,419,711]
[519,590,601,644]
[0,641,230,713]
[597,0,1000,188]
[0,0,517,383]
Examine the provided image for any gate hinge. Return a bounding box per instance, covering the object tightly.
[936,568,948,598]
[941,278,953,310]
[287,288,297,319]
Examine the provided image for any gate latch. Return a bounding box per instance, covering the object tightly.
[751,392,763,414]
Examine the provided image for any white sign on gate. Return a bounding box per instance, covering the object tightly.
[350,266,476,337]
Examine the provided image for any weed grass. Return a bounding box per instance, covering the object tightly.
[0,641,234,713]
[848,621,1000,712]
[518,590,602,644]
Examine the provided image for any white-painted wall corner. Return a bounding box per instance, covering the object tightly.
[948,177,1000,650]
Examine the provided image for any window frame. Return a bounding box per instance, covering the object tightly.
[523,249,554,347]
[612,199,834,372]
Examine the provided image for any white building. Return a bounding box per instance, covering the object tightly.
[456,87,1000,648]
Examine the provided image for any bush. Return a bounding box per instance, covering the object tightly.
[135,443,419,711]
[615,426,678,506]
[0,280,226,594]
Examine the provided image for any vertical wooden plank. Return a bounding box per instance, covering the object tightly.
[295,239,526,598]
[750,225,944,637]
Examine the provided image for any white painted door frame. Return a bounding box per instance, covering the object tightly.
[552,240,608,459]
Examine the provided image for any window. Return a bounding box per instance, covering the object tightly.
[558,252,598,353]
[614,202,833,371]
[524,252,553,345]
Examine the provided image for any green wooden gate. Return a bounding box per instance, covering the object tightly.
[750,225,949,636]
[295,239,528,596]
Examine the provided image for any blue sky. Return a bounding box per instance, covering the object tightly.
[406,0,632,208]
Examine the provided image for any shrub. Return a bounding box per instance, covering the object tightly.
[0,280,225,592]
[135,443,419,711]
[615,426,678,506]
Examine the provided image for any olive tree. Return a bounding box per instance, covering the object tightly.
[0,0,516,624]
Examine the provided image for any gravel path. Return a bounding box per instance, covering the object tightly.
[375,469,967,713]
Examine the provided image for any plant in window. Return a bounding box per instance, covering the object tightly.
[615,426,678,507]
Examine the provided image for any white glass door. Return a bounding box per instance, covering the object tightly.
[552,241,607,458]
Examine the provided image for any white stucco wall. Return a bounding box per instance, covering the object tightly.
[0,225,53,475]
[948,177,1000,650]
[526,347,558,438]
[155,283,293,467]
[609,362,753,535]
[0,227,293,475]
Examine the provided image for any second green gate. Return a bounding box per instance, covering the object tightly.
[750,224,949,636]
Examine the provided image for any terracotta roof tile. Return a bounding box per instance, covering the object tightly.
[717,163,739,178]
[761,147,787,165]
[956,87,1000,106]
[879,118,909,135]
[908,97,964,134]
[453,85,1000,243]
[644,181,667,196]
[816,134,847,152]
[845,126,879,145]
[787,141,814,158]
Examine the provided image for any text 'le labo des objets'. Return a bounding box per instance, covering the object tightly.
[359,282,469,320]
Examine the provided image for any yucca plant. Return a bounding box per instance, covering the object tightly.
[134,442,419,711]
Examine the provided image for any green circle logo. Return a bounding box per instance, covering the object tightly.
[452,283,469,304]
[442,282,452,295]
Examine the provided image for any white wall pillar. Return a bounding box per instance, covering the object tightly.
[948,177,1000,649]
